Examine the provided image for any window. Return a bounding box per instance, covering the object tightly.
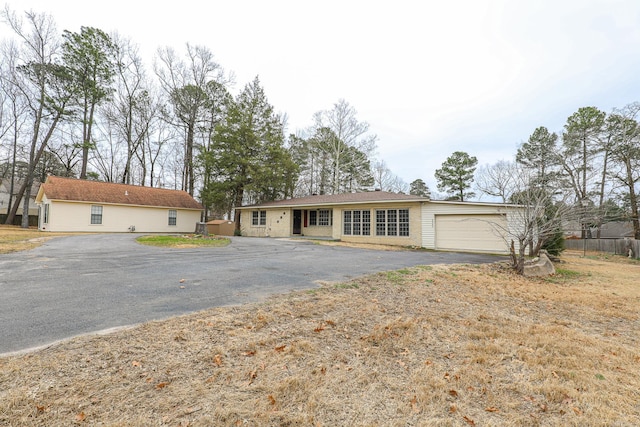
[343,210,351,235]
[343,210,370,236]
[399,209,410,236]
[252,210,266,226]
[375,209,409,237]
[362,210,371,235]
[168,209,177,226]
[318,209,332,226]
[309,209,332,227]
[43,204,49,224]
[376,210,386,236]
[388,209,397,236]
[91,205,103,225]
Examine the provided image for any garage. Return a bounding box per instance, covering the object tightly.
[435,214,508,253]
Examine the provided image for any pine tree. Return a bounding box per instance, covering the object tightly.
[201,77,297,229]
[435,151,477,201]
[409,179,430,198]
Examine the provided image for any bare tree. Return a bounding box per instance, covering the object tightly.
[312,99,377,194]
[475,160,518,202]
[490,166,573,274]
[97,34,157,185]
[372,159,407,193]
[0,38,29,218]
[607,102,640,239]
[1,7,75,227]
[154,44,232,195]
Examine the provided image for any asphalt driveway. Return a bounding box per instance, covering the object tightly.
[0,234,504,355]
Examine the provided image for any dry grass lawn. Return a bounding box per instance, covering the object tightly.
[1,241,639,426]
[0,224,74,254]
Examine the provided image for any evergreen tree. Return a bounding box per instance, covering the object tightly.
[62,26,117,179]
[409,178,430,198]
[201,77,297,230]
[435,151,478,201]
[516,126,559,186]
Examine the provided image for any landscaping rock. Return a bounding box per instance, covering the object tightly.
[523,250,556,277]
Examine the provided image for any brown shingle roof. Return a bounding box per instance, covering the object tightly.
[239,191,428,209]
[38,176,202,210]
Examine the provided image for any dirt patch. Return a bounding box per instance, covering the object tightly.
[1,251,639,426]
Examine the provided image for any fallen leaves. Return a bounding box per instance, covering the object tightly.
[463,415,476,425]
[5,256,637,425]
[410,395,419,413]
[248,369,257,385]
[213,354,223,366]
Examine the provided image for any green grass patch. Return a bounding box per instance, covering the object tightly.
[554,267,581,278]
[335,282,360,289]
[545,267,585,284]
[137,234,230,248]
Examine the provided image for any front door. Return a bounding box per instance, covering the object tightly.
[293,209,302,234]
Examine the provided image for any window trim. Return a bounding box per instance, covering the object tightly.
[90,205,103,225]
[309,209,333,227]
[168,209,177,226]
[252,210,267,226]
[318,209,332,226]
[43,203,49,224]
[342,209,371,236]
[375,208,410,237]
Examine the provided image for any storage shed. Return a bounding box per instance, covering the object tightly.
[206,219,235,236]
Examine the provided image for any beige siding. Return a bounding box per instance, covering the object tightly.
[41,199,201,233]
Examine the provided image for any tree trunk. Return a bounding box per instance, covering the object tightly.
[21,177,32,229]
[626,159,640,239]
[233,186,244,231]
[5,112,63,225]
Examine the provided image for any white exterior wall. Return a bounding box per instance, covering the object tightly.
[40,197,201,233]
[421,202,523,253]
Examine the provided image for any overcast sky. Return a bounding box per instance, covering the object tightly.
[2,0,640,196]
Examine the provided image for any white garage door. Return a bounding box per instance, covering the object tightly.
[435,214,508,253]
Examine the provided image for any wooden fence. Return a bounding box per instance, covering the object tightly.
[0,214,38,227]
[564,238,639,257]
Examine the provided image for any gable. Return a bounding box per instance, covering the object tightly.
[37,176,202,210]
